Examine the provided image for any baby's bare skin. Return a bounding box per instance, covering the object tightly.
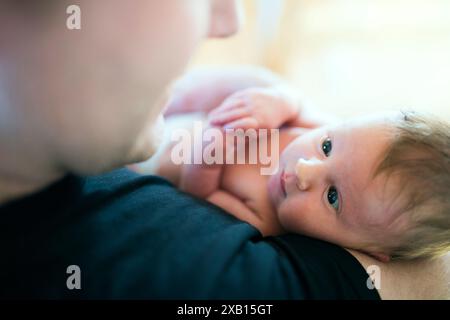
[152,112,306,236]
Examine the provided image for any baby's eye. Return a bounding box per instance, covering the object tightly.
[322,138,332,157]
[327,186,339,211]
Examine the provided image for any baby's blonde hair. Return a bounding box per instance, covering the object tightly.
[375,111,450,260]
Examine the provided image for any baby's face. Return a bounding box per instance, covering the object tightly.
[268,113,407,258]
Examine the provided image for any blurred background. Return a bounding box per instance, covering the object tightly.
[190,0,450,120]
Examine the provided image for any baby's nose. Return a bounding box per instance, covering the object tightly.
[295,158,323,190]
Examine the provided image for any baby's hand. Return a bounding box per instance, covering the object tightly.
[207,87,298,130]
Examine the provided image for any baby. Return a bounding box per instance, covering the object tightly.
[138,66,450,261]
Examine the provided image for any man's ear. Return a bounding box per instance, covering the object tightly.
[368,252,391,263]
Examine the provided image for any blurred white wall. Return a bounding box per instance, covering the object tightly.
[191,0,450,120]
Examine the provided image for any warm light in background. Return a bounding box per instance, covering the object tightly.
[191,0,450,120]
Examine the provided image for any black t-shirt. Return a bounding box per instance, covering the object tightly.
[0,168,380,299]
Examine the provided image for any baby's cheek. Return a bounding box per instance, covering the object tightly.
[278,197,310,232]
[278,196,337,240]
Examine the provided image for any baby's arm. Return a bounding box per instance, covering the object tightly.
[178,156,263,232]
[207,190,272,235]
[164,65,290,117]
[164,65,330,128]
[208,85,339,130]
[176,124,279,235]
[179,162,222,199]
[207,86,300,130]
[165,65,337,129]
[177,124,227,199]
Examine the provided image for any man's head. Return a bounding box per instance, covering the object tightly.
[269,111,450,261]
[0,0,242,176]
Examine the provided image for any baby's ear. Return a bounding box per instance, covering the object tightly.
[368,252,391,263]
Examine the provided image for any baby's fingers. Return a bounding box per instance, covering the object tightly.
[208,107,250,126]
[208,96,246,117]
[222,117,259,130]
